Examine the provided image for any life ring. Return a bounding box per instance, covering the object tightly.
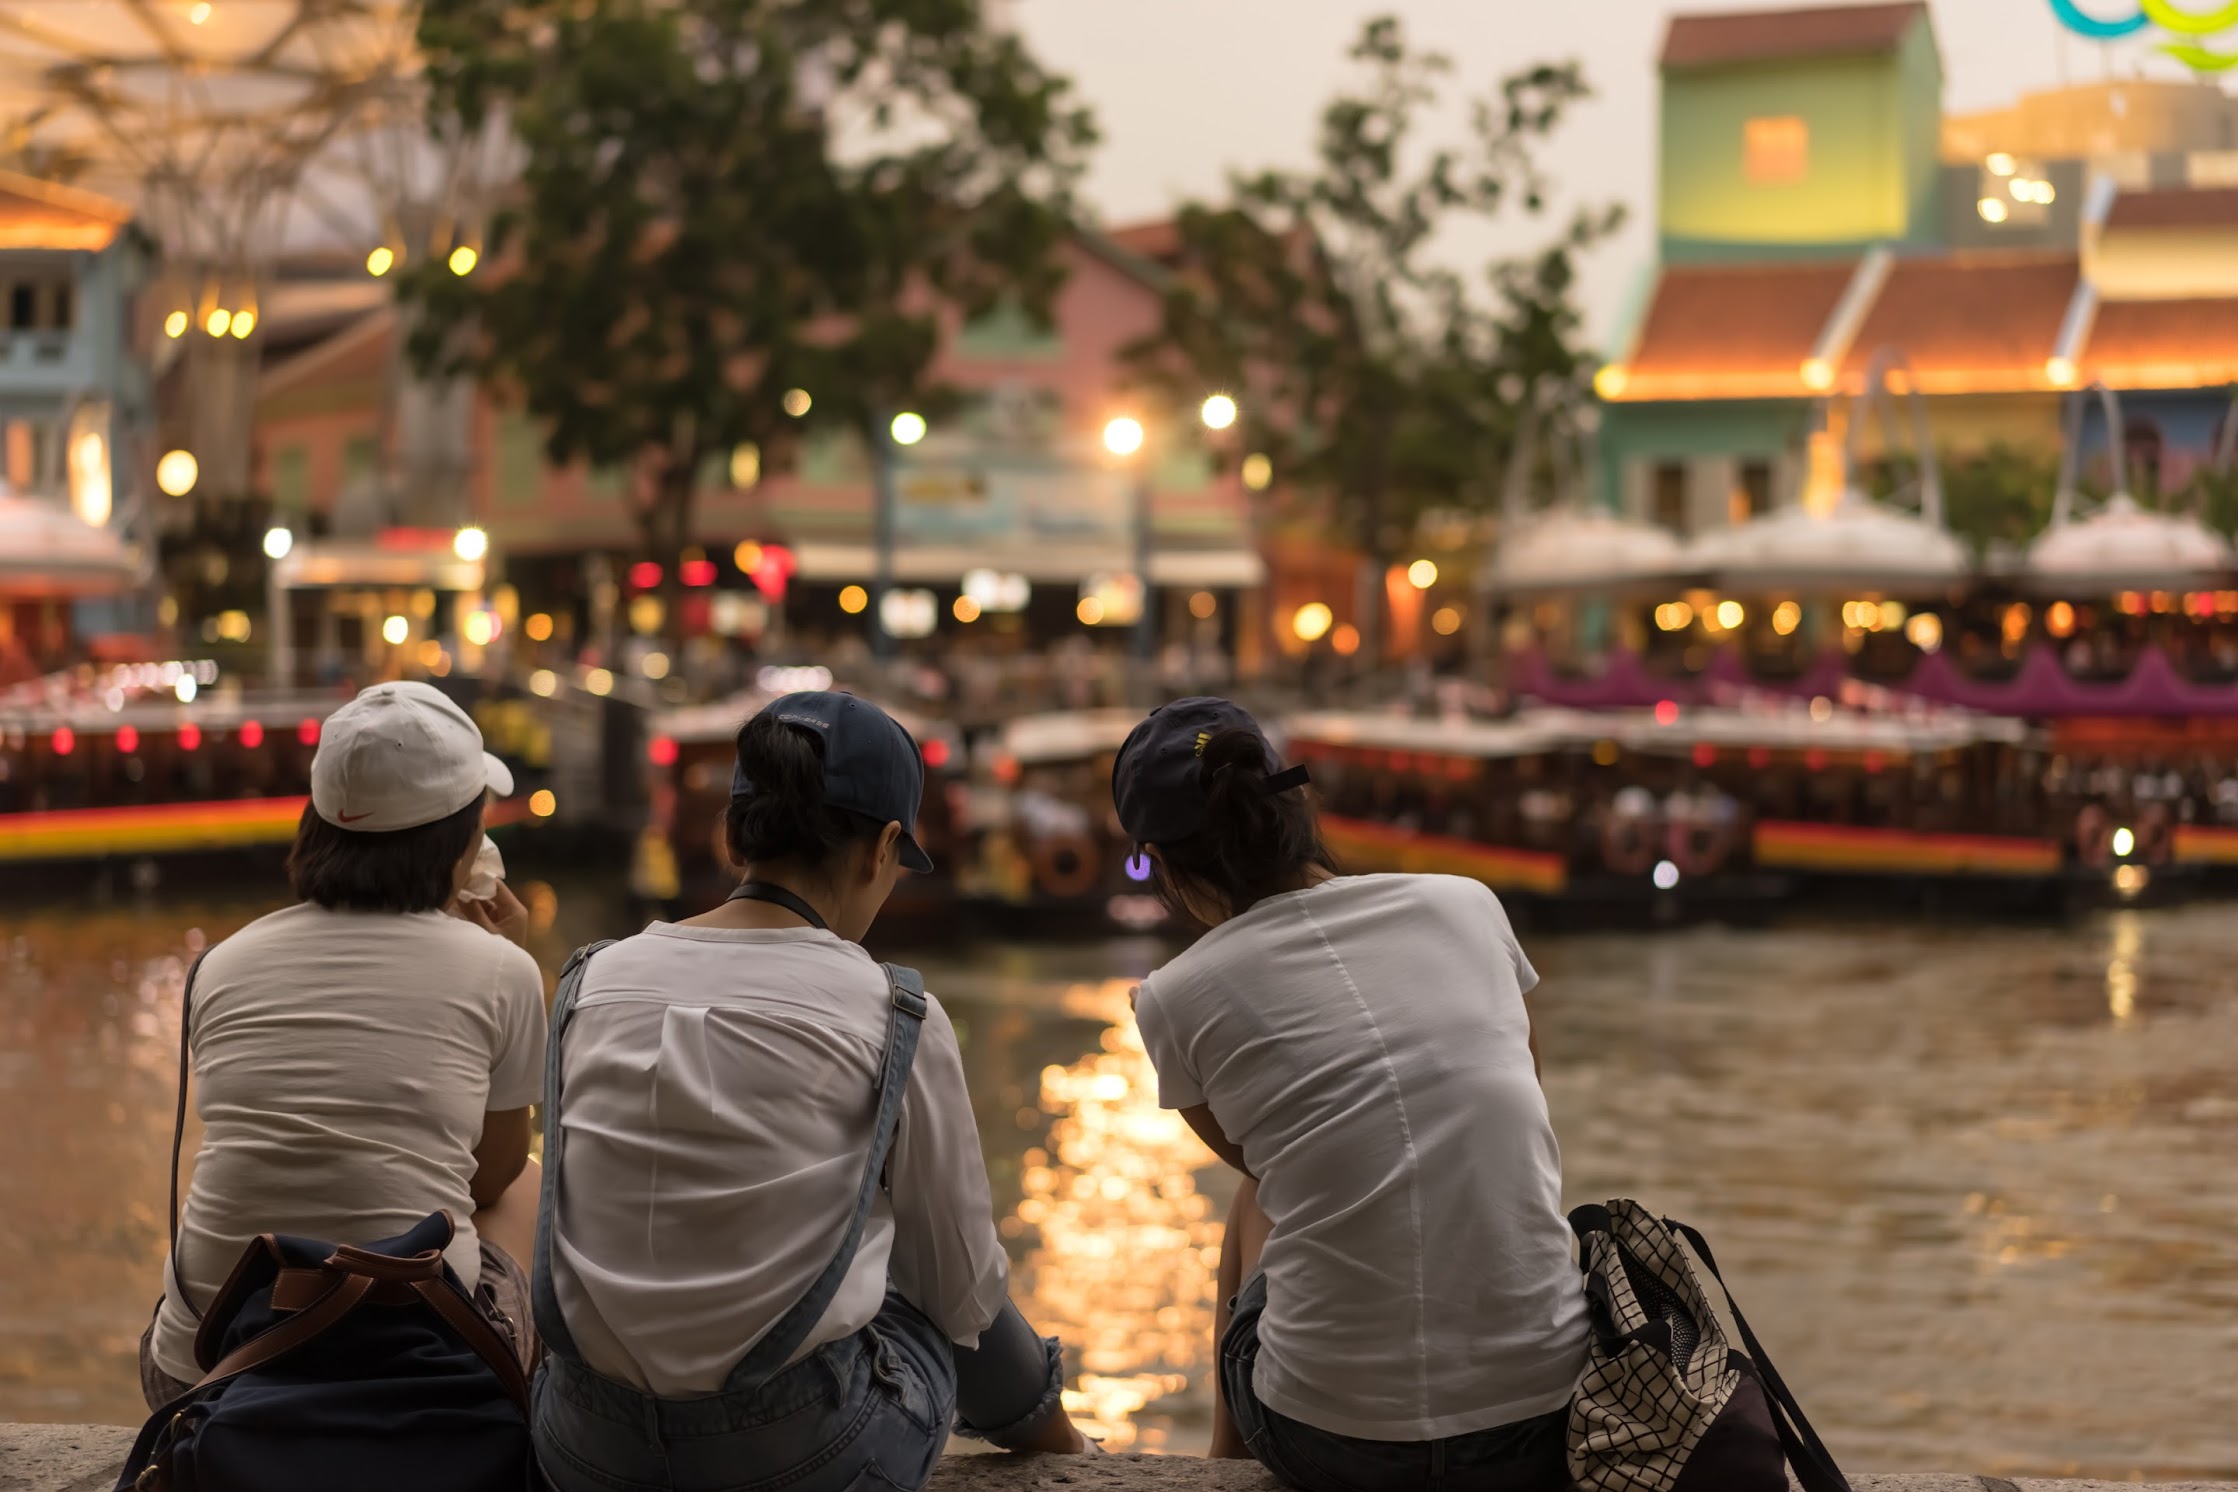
[2075,804,2112,867]
[1600,814,1660,877]
[2135,802,2173,866]
[1665,816,1733,877]
[1029,834,1102,900]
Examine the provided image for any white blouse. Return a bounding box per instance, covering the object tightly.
[547,922,1011,1396]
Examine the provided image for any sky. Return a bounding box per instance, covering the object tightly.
[1011,0,2230,349]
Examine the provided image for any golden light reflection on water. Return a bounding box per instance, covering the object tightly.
[2105,911,2140,1024]
[1004,979,1224,1452]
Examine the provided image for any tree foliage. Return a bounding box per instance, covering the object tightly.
[403,0,1095,633]
[1122,14,1620,646]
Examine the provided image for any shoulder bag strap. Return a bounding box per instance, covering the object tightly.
[410,1276,534,1416]
[188,1272,376,1391]
[722,961,928,1393]
[529,939,616,1364]
[168,949,211,1323]
[1669,1218,1850,1492]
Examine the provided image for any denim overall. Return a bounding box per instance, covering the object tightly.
[528,933,965,1492]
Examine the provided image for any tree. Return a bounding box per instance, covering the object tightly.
[1122,15,1619,658]
[403,0,1094,647]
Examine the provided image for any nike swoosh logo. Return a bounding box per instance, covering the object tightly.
[336,810,374,823]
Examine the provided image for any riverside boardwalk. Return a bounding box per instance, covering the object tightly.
[3,1427,2234,1492]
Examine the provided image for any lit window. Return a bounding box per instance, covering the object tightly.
[1744,116,1809,186]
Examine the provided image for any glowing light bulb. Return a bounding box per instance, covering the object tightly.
[163,310,187,338]
[367,246,395,276]
[448,245,479,276]
[1102,417,1145,457]
[1200,393,1238,430]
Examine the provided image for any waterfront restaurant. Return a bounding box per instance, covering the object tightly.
[243,224,1271,677]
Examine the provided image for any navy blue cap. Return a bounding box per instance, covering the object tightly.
[732,691,933,873]
[1112,697,1307,846]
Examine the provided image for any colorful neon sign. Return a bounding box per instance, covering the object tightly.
[2052,0,2238,69]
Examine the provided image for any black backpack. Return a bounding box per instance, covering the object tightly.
[114,1210,535,1492]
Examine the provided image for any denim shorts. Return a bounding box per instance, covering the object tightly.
[535,1291,1063,1492]
[1220,1273,1575,1492]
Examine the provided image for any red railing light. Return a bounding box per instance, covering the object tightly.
[921,736,951,769]
[647,735,679,768]
[51,726,74,756]
[179,723,203,751]
[1805,748,1828,772]
[629,561,663,590]
[1654,699,1679,726]
[1746,746,1771,770]
[680,559,717,588]
[1691,742,1716,767]
[298,718,320,746]
[116,725,140,753]
[239,719,265,748]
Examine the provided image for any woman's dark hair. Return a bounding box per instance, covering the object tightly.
[1151,727,1336,925]
[286,797,484,913]
[723,713,885,872]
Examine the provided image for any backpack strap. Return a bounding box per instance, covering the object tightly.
[1667,1218,1850,1492]
[168,949,211,1323]
[186,1228,532,1417]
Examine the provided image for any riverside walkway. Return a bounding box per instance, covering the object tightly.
[4,1424,2233,1492]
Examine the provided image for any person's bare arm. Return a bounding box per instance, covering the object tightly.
[1180,1104,1252,1179]
[470,1107,532,1209]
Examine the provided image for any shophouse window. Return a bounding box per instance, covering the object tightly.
[1651,462,1690,537]
[1744,116,1809,185]
[1732,459,1772,523]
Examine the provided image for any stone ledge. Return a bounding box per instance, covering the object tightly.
[4,1424,2233,1492]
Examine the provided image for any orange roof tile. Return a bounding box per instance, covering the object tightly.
[1104,219,1181,263]
[2084,298,2238,387]
[2102,187,2238,231]
[1839,251,2075,390]
[1660,2,1925,69]
[1619,259,1857,398]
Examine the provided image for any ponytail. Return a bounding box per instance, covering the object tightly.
[1152,727,1336,924]
[723,713,884,871]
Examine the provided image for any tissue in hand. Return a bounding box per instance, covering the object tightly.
[460,835,506,902]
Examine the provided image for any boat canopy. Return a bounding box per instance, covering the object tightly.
[1286,702,2031,762]
[999,708,1141,766]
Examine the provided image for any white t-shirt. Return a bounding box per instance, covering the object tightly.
[1134,873,1589,1441]
[547,924,1011,1396]
[152,903,547,1384]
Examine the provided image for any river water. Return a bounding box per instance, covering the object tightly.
[3,881,2236,1478]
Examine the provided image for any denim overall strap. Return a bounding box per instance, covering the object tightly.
[718,961,927,1394]
[530,939,616,1364]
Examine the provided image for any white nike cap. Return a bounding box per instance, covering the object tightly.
[310,680,516,832]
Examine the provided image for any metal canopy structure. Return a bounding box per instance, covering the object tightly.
[0,2,502,512]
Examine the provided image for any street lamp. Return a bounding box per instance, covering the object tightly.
[1102,399,1239,675]
[454,526,489,562]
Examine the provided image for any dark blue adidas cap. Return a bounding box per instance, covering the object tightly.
[732,691,933,873]
[1111,696,1308,846]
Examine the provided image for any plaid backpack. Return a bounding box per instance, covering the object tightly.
[1567,1200,1848,1492]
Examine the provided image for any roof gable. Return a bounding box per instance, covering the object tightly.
[1661,2,1927,70]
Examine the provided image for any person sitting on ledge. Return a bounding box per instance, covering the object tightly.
[143,680,544,1406]
[529,692,1090,1492]
[1113,698,1590,1492]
